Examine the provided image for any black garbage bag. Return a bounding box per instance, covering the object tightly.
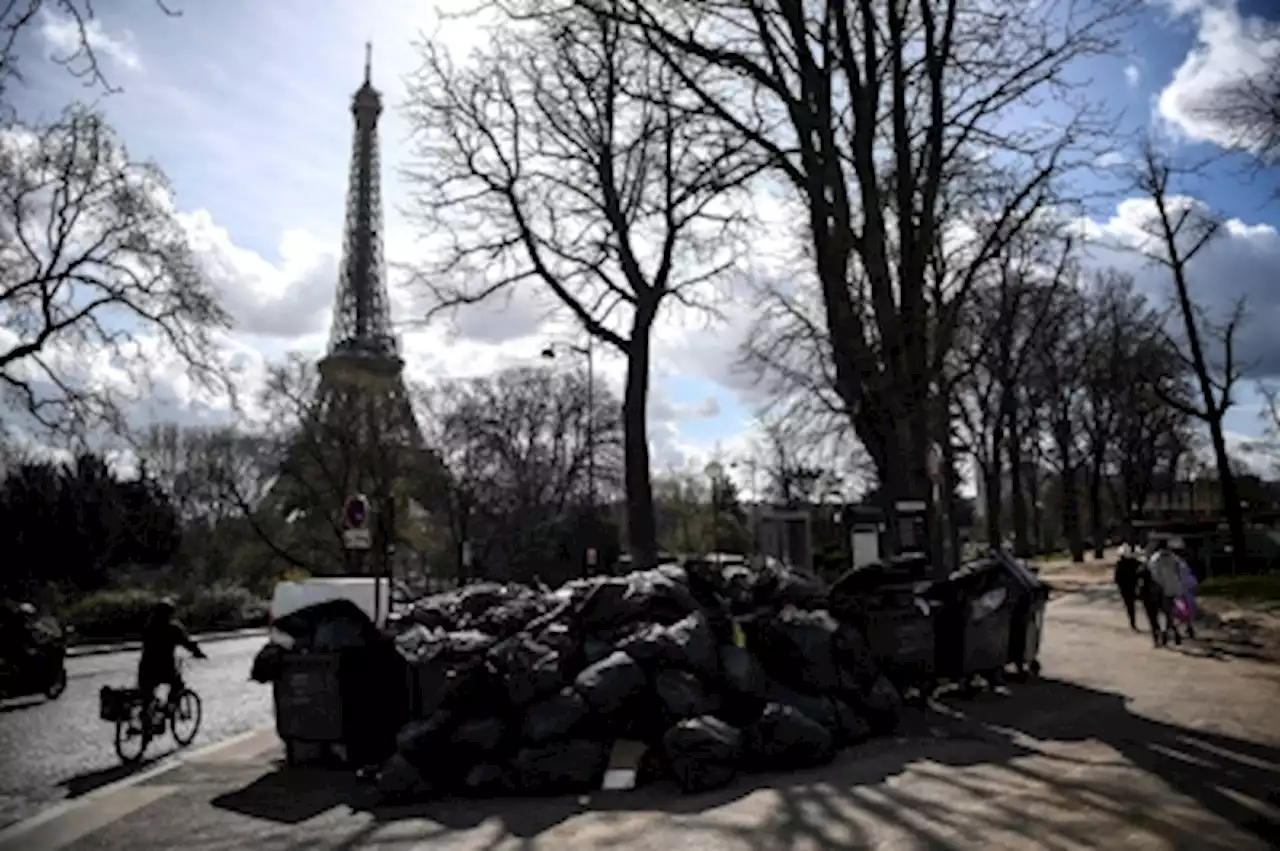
[534,621,579,658]
[405,598,455,632]
[720,644,766,695]
[463,763,513,796]
[377,753,434,802]
[511,739,610,794]
[662,716,743,794]
[833,623,879,696]
[862,675,903,734]
[615,622,673,669]
[747,609,840,694]
[572,577,646,631]
[396,710,456,769]
[662,612,718,679]
[274,599,380,650]
[624,567,699,625]
[716,645,770,726]
[574,650,647,715]
[752,561,829,611]
[487,634,565,708]
[833,699,872,744]
[250,642,286,683]
[654,669,720,722]
[746,702,834,770]
[582,638,614,666]
[454,716,507,756]
[759,680,839,733]
[473,595,550,640]
[523,687,590,744]
[454,582,536,620]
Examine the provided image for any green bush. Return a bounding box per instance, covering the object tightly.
[64,584,269,644]
[64,589,162,643]
[181,585,269,633]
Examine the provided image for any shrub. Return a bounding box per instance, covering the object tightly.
[182,585,269,633]
[64,584,270,643]
[64,589,162,643]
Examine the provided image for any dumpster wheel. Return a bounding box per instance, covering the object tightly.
[1028,660,1041,677]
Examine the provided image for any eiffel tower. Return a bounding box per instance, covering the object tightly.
[271,45,428,574]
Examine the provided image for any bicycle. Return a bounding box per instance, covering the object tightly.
[100,657,203,764]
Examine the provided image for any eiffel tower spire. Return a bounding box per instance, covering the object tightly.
[269,49,432,575]
[328,40,397,359]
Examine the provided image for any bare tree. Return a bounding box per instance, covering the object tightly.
[1186,62,1280,178]
[953,231,1072,548]
[1,0,181,116]
[418,365,624,584]
[0,107,229,438]
[403,11,757,567]
[1124,143,1250,573]
[555,0,1130,560]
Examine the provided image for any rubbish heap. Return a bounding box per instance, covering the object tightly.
[375,560,905,800]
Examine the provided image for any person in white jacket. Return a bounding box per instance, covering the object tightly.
[1146,542,1186,646]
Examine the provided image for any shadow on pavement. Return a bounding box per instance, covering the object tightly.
[948,678,1280,847]
[211,766,362,825]
[60,750,172,799]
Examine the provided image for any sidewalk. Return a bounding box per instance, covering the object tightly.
[67,627,268,658]
[7,591,1279,851]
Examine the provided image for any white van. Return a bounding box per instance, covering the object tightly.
[268,577,410,645]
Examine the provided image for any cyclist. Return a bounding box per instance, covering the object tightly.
[137,599,205,718]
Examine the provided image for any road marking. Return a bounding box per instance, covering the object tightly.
[0,786,179,851]
[0,726,274,851]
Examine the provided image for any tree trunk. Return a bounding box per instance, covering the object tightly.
[1026,459,1042,553]
[985,417,1004,548]
[1057,425,1085,562]
[623,324,657,569]
[1007,412,1030,557]
[942,433,963,572]
[1089,458,1106,559]
[1208,422,1248,577]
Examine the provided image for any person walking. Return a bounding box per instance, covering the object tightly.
[1171,543,1199,640]
[1146,541,1186,646]
[1114,547,1143,631]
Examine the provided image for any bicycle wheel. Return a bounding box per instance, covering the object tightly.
[169,689,202,747]
[115,707,151,764]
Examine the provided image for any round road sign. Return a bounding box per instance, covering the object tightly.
[344,494,370,529]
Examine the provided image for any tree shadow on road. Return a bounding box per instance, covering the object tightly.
[205,676,1279,850]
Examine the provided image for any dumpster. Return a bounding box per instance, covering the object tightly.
[861,582,940,699]
[935,559,1016,694]
[274,651,344,763]
[992,550,1050,679]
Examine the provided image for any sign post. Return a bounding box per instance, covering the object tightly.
[342,493,372,552]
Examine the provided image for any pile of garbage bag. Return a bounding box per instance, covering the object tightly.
[375,561,904,800]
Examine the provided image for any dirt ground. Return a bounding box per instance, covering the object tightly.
[1032,550,1280,664]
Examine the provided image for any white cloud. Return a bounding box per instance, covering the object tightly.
[1153,0,1280,149]
[38,9,142,71]
[1079,195,1280,378]
[1124,63,1141,88]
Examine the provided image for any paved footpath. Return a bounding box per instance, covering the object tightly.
[2,588,1277,851]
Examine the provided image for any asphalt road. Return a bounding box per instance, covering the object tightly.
[0,635,272,832]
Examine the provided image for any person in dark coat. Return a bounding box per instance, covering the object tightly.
[1114,550,1143,631]
[137,599,205,709]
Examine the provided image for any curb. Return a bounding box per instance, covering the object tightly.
[67,627,268,658]
[0,725,277,851]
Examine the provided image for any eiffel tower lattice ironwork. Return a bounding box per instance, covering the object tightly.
[271,45,426,569]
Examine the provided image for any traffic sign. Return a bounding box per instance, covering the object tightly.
[343,528,372,550]
[344,494,370,529]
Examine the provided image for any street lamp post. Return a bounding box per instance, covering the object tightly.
[542,338,596,574]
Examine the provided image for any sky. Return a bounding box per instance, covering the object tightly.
[3,0,1279,490]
